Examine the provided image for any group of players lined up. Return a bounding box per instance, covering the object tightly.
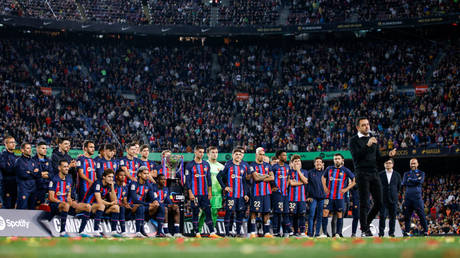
[0,135,362,238]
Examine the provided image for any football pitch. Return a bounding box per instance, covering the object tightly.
[0,236,459,258]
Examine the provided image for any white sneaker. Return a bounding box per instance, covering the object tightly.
[135,232,146,238]
[59,232,70,237]
[173,233,184,238]
[300,233,307,238]
[92,232,103,238]
[165,233,173,238]
[283,233,290,238]
[318,234,327,238]
[121,232,131,238]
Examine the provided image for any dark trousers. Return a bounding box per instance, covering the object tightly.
[356,172,383,232]
[3,178,17,209]
[379,201,397,236]
[403,197,427,233]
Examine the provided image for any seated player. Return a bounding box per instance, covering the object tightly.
[128,166,159,238]
[321,153,356,237]
[81,169,121,237]
[114,168,131,237]
[48,160,91,237]
[154,174,182,237]
[288,155,309,237]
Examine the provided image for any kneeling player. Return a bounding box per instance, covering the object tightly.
[48,160,91,237]
[248,147,274,238]
[128,166,158,238]
[114,168,130,237]
[81,169,121,237]
[288,155,308,237]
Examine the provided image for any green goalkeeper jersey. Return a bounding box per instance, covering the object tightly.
[208,160,224,209]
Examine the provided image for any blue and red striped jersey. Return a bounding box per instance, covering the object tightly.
[114,182,128,203]
[48,174,73,202]
[128,180,155,205]
[77,156,97,194]
[185,161,211,196]
[249,162,272,197]
[154,186,171,205]
[95,158,119,179]
[272,163,290,196]
[140,159,157,173]
[119,157,140,183]
[82,179,111,204]
[324,166,355,200]
[289,169,307,202]
[219,161,248,198]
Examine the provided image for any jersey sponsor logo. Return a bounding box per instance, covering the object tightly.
[130,184,135,190]
[49,181,53,188]
[77,161,81,166]
[0,216,5,231]
[96,184,101,191]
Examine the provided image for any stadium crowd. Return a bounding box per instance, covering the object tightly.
[0,36,458,152]
[1,0,458,26]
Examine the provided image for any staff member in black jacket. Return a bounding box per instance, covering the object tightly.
[378,158,401,237]
[349,117,396,237]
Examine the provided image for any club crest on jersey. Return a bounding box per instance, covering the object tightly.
[204,167,208,171]
[195,174,200,178]
[340,172,343,176]
[46,162,48,166]
[231,174,236,179]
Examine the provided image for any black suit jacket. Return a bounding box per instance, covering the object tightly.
[379,170,401,204]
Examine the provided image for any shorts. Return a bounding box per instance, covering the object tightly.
[271,192,289,214]
[191,195,211,210]
[288,201,307,214]
[325,199,344,213]
[225,197,246,212]
[250,195,271,213]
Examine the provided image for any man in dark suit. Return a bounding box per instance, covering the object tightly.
[349,117,396,237]
[378,158,401,237]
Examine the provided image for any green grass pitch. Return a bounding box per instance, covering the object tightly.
[0,236,459,258]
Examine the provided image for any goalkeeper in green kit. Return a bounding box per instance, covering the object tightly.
[198,146,224,230]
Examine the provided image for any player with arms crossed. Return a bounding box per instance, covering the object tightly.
[248,147,274,238]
